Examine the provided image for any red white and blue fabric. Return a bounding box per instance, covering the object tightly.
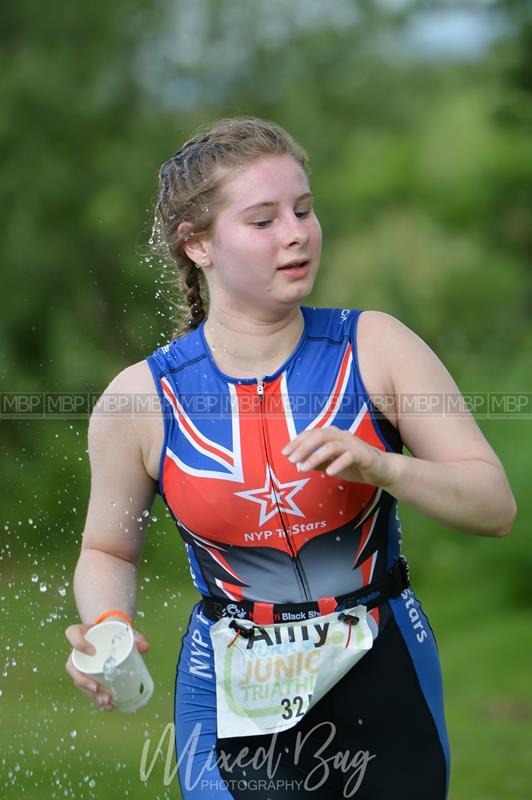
[146,307,451,800]
[146,307,403,621]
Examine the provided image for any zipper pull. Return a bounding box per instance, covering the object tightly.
[257,378,264,402]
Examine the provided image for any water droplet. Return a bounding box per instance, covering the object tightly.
[39,582,48,592]
[31,574,38,583]
[103,655,118,680]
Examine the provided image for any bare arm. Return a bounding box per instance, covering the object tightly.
[73,361,157,621]
[65,362,157,709]
[282,312,517,537]
[379,312,517,536]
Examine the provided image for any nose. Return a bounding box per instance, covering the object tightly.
[281,212,309,247]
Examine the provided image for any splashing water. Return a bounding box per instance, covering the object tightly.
[102,655,119,682]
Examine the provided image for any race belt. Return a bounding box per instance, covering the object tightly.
[202,555,410,625]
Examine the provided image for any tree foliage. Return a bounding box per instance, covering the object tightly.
[1,0,530,574]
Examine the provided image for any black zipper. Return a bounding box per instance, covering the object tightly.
[256,378,311,600]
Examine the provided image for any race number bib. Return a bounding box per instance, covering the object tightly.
[210,606,374,738]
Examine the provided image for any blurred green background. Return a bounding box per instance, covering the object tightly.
[1,0,531,798]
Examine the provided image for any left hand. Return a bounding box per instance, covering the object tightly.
[281,426,395,487]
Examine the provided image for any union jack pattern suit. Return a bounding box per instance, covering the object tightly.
[146,307,450,800]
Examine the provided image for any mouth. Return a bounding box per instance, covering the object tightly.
[277,258,310,272]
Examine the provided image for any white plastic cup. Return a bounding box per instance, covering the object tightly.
[72,620,154,713]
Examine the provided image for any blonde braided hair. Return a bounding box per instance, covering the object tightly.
[153,116,308,338]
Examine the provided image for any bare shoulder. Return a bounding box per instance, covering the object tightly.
[357,310,440,383]
[83,361,161,560]
[357,310,420,353]
[358,310,443,378]
[356,309,457,428]
[102,359,157,394]
[91,360,163,481]
[358,309,462,396]
[355,310,401,426]
[357,310,501,465]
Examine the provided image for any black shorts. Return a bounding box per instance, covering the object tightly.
[175,591,450,799]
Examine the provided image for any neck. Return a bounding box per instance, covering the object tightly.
[202,305,305,379]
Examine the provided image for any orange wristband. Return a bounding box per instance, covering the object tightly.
[93,609,133,626]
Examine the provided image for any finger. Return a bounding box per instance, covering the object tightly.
[134,633,150,653]
[85,685,114,709]
[296,432,361,471]
[65,654,98,689]
[282,428,326,456]
[65,624,97,656]
[281,423,344,454]
[329,444,377,475]
[285,429,347,465]
[65,658,114,709]
[325,452,356,476]
[281,439,296,456]
[298,441,344,472]
[92,691,115,711]
[282,439,308,459]
[281,436,307,456]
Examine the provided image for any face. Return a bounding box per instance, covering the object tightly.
[201,155,322,317]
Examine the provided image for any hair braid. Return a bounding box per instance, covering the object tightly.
[181,262,206,331]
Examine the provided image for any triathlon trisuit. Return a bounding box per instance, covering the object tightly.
[146,306,450,800]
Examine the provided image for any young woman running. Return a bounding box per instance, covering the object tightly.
[65,117,516,799]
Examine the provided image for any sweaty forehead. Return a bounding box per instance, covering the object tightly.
[216,155,310,209]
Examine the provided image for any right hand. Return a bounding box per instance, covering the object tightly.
[65,622,150,711]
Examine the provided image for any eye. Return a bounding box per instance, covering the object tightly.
[295,209,312,219]
[252,219,272,228]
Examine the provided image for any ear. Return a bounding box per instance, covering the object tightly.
[177,221,212,268]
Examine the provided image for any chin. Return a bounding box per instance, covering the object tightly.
[289,274,316,297]
[278,287,314,308]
